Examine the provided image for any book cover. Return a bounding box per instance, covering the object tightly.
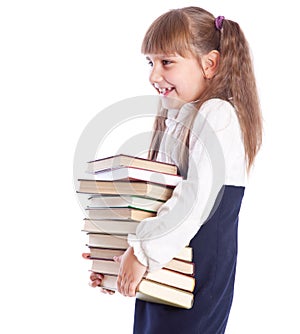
[77,179,174,201]
[86,154,178,175]
[85,207,156,221]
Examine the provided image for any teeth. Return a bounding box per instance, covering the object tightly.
[159,87,172,94]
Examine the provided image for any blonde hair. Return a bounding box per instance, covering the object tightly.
[143,6,262,172]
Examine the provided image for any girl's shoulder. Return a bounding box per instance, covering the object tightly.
[194,98,238,133]
[200,98,235,118]
[201,97,233,108]
[194,99,246,186]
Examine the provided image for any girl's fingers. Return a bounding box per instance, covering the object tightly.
[118,278,136,297]
[89,279,101,288]
[90,272,103,281]
[88,271,114,294]
[82,253,90,259]
[89,272,104,288]
[100,288,115,295]
[113,255,121,263]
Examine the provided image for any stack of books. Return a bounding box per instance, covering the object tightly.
[77,154,195,309]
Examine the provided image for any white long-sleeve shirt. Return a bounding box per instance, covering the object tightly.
[128,98,246,272]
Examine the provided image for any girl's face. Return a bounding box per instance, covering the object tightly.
[146,53,207,108]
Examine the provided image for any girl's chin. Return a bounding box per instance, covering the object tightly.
[160,96,185,110]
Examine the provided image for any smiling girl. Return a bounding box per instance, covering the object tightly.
[87,6,262,333]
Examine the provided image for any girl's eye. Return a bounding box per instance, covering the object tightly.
[147,60,153,67]
[162,60,172,65]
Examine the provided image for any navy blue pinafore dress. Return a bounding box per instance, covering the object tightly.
[133,185,245,334]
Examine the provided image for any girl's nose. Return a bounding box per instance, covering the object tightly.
[149,65,163,85]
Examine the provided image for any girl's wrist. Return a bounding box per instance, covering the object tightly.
[127,234,149,268]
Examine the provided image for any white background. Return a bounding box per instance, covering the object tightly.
[1,0,299,333]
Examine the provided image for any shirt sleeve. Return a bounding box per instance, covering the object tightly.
[128,99,246,272]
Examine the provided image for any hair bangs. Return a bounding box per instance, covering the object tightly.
[141,11,193,56]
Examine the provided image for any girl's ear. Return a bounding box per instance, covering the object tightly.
[202,50,220,79]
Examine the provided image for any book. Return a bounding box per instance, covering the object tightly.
[85,207,156,221]
[88,247,125,259]
[79,155,195,309]
[99,274,194,309]
[136,280,194,309]
[91,259,195,292]
[87,247,194,276]
[87,195,165,212]
[172,246,193,262]
[87,242,193,262]
[90,166,183,187]
[77,180,174,201]
[88,233,128,249]
[163,258,194,276]
[82,218,139,235]
[86,154,178,175]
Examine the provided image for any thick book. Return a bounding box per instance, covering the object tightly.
[90,166,182,187]
[85,207,156,221]
[77,180,174,201]
[87,195,165,212]
[87,239,193,262]
[100,274,194,309]
[91,259,195,292]
[82,218,139,235]
[86,154,178,175]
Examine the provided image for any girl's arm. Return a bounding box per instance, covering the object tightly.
[127,99,246,273]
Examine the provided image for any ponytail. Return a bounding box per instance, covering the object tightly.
[216,19,263,171]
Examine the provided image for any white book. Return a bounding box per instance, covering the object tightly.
[89,166,182,187]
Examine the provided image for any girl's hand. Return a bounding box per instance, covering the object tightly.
[114,247,147,297]
[82,253,115,295]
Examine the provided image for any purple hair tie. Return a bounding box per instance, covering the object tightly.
[215,16,225,31]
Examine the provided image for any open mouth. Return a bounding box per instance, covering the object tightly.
[156,87,175,96]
